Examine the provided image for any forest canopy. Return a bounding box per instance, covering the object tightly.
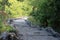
[5,0,32,18]
[0,0,60,33]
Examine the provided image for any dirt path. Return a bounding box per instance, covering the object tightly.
[10,19,59,40]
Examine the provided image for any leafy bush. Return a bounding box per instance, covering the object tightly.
[30,0,60,33]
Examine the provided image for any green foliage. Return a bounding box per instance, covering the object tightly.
[0,25,13,34]
[0,0,14,34]
[0,0,33,33]
[30,0,60,33]
[5,0,32,18]
[0,0,60,33]
[17,0,24,2]
[0,14,13,34]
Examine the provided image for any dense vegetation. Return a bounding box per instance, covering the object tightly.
[30,0,60,33]
[0,0,60,33]
[5,0,32,18]
[0,0,13,34]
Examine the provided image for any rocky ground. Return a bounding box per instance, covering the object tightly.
[8,18,60,40]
